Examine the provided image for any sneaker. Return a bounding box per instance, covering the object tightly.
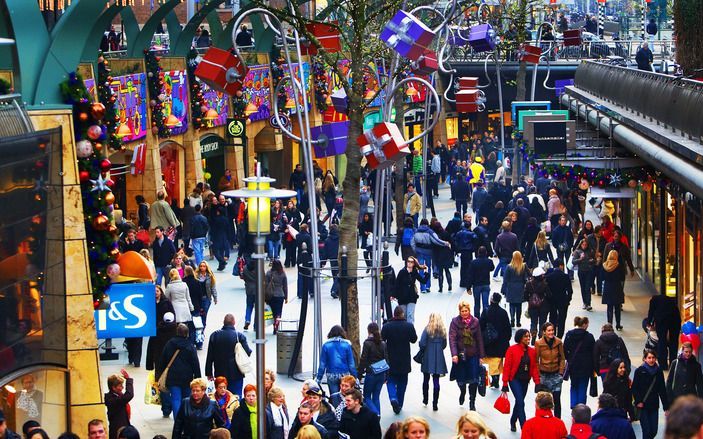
[586,306,593,311]
[244,322,250,330]
[616,325,623,331]
[582,305,587,310]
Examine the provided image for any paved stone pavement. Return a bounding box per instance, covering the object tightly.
[101,182,664,438]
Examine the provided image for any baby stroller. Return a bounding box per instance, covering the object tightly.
[642,318,659,355]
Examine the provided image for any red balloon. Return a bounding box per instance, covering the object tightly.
[100,158,112,172]
[680,333,701,354]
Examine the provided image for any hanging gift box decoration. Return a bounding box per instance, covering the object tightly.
[411,50,438,75]
[468,24,496,53]
[519,44,542,64]
[304,21,342,55]
[310,121,350,158]
[562,29,582,47]
[357,122,410,170]
[458,76,479,90]
[330,88,348,114]
[195,47,248,95]
[456,90,485,113]
[380,10,436,61]
[449,29,471,47]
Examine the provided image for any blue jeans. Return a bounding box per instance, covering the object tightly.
[578,270,594,306]
[509,379,529,427]
[473,285,490,317]
[296,188,304,206]
[363,371,385,415]
[201,298,211,327]
[569,375,589,408]
[155,266,167,287]
[267,239,280,259]
[387,372,409,407]
[327,376,341,397]
[160,390,172,416]
[493,257,510,277]
[191,237,206,265]
[228,378,244,400]
[170,385,191,419]
[640,406,659,439]
[245,294,255,324]
[417,252,432,291]
[509,303,522,325]
[398,303,416,325]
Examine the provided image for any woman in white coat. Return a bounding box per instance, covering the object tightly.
[165,268,195,344]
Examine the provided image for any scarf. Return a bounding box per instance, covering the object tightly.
[247,403,257,439]
[462,317,475,347]
[603,256,619,272]
[643,362,658,375]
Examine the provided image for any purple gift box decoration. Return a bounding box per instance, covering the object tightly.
[380,10,435,61]
[554,79,574,97]
[331,88,348,114]
[468,24,496,53]
[311,121,350,158]
[450,28,471,47]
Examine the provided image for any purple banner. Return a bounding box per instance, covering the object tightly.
[282,62,311,114]
[88,73,148,143]
[160,70,189,136]
[200,81,230,127]
[241,64,272,123]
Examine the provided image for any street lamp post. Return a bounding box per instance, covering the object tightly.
[222,169,295,439]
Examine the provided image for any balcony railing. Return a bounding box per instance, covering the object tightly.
[0,94,34,137]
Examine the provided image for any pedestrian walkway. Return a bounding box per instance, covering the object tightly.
[100,182,661,437]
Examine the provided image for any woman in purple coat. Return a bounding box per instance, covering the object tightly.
[448,299,485,411]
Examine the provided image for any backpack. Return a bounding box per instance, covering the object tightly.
[606,341,624,364]
[402,228,415,246]
[483,322,499,344]
[454,229,475,252]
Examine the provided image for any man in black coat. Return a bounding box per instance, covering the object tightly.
[479,293,512,388]
[381,306,418,414]
[453,176,471,216]
[288,401,329,439]
[189,204,209,265]
[204,314,252,398]
[324,224,340,299]
[546,261,573,338]
[158,324,202,419]
[648,293,681,370]
[119,228,145,253]
[152,226,176,287]
[339,389,381,439]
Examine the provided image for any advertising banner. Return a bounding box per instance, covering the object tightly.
[95,283,157,339]
[241,64,272,122]
[201,82,230,127]
[86,74,149,143]
[282,62,312,114]
[160,70,189,135]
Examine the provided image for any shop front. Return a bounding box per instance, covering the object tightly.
[159,140,185,204]
[200,133,227,193]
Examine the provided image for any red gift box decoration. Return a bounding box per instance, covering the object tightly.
[458,77,479,90]
[563,29,582,47]
[456,90,485,113]
[357,122,410,170]
[305,21,342,55]
[520,44,542,64]
[411,50,438,75]
[195,47,248,96]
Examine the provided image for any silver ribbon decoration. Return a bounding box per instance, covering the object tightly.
[360,128,393,164]
[385,15,420,48]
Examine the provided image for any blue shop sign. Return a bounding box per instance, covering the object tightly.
[95,283,157,339]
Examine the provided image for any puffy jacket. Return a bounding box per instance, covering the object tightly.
[503,343,540,386]
[411,225,447,254]
[563,328,596,379]
[317,337,357,381]
[521,408,567,439]
[594,331,630,374]
[172,396,225,438]
[535,337,565,374]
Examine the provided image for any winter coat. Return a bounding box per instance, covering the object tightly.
[242,265,257,297]
[165,280,194,323]
[146,298,177,371]
[503,343,540,386]
[403,192,421,216]
[479,303,511,358]
[105,378,134,439]
[666,355,703,401]
[602,267,625,306]
[534,337,565,374]
[172,396,225,439]
[590,407,636,439]
[648,294,681,331]
[184,274,203,312]
[551,225,573,252]
[205,325,252,382]
[150,199,180,230]
[521,408,567,439]
[603,375,634,420]
[190,213,209,239]
[324,228,340,261]
[432,230,455,270]
[152,236,177,268]
[266,270,288,299]
[448,315,485,359]
[229,403,257,439]
[287,419,328,439]
[264,403,290,439]
[563,328,596,379]
[382,318,418,375]
[494,230,518,259]
[411,225,447,255]
[594,331,630,373]
[157,336,201,389]
[453,179,470,201]
[317,337,357,381]
[572,247,596,272]
[358,338,387,379]
[632,363,669,410]
[466,257,495,288]
[418,329,448,375]
[208,390,239,426]
[314,402,339,437]
[502,265,527,304]
[524,277,551,310]
[568,424,606,439]
[339,406,382,439]
[394,268,429,305]
[545,269,572,308]
[197,274,217,302]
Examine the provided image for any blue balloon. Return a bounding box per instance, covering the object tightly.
[682,321,696,335]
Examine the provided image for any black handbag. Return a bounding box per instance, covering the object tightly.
[413,347,425,364]
[589,374,598,397]
[478,365,487,397]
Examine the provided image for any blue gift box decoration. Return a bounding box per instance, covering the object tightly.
[468,24,496,53]
[331,88,348,114]
[311,121,349,158]
[380,10,435,61]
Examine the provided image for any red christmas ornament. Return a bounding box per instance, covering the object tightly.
[79,170,90,182]
[87,125,102,140]
[106,178,115,188]
[100,158,112,172]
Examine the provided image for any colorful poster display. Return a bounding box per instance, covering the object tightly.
[323,60,386,123]
[160,70,189,136]
[282,62,311,114]
[241,64,272,123]
[85,74,148,143]
[200,81,230,127]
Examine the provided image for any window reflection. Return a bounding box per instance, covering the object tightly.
[1,370,67,438]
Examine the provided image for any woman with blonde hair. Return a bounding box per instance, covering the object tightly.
[196,260,218,327]
[448,300,485,410]
[401,416,430,438]
[528,230,556,270]
[321,171,337,215]
[295,424,322,439]
[265,386,290,439]
[503,251,528,327]
[165,268,195,344]
[602,249,625,329]
[418,313,448,411]
[172,378,225,438]
[455,411,497,439]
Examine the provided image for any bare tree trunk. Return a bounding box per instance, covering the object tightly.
[511,0,529,184]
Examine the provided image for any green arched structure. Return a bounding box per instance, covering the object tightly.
[126,0,181,56]
[80,4,125,62]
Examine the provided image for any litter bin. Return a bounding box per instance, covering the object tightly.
[277,320,302,375]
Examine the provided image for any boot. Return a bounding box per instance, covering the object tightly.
[553,391,562,418]
[531,330,537,346]
[273,318,280,335]
[469,383,478,411]
[459,384,466,405]
[432,387,439,411]
[422,381,429,406]
[491,375,500,389]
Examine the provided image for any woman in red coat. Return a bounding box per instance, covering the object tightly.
[502,328,540,432]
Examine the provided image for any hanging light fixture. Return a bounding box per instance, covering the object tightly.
[116,123,132,138]
[244,102,258,116]
[203,108,219,121]
[164,114,182,128]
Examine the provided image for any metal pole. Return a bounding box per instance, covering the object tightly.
[253,234,266,439]
[340,246,348,330]
[641,0,646,40]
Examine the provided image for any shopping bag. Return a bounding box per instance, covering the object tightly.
[264,304,274,326]
[494,392,511,414]
[144,371,161,405]
[478,365,488,397]
[589,374,598,397]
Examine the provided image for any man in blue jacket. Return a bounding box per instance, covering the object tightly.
[152,226,176,287]
[189,204,209,265]
[590,393,635,439]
